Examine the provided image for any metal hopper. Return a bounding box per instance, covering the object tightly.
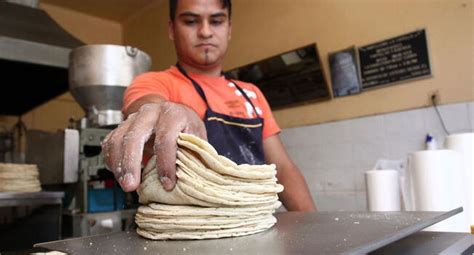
[69,44,151,127]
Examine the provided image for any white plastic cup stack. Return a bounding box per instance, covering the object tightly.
[365,170,401,212]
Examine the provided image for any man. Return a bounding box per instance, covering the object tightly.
[102,0,316,212]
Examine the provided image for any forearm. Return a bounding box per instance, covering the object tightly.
[278,164,316,212]
[124,94,167,117]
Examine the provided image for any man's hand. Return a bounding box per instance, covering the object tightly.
[101,101,207,192]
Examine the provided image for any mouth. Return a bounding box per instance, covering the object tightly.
[196,43,217,48]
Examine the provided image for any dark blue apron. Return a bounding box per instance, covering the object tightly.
[176,64,265,165]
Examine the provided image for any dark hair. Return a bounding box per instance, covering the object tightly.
[169,0,232,21]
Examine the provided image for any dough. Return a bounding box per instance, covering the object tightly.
[136,217,276,240]
[136,133,283,240]
[0,163,42,192]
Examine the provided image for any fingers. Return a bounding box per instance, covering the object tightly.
[154,103,206,191]
[153,102,182,191]
[101,113,136,179]
[181,105,208,140]
[119,104,161,191]
[154,124,181,191]
[103,101,207,193]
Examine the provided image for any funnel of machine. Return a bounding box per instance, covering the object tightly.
[69,44,151,127]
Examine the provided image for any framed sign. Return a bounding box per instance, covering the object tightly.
[226,44,330,109]
[328,46,361,97]
[358,29,431,89]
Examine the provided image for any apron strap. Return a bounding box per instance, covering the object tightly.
[176,63,211,108]
[176,63,260,117]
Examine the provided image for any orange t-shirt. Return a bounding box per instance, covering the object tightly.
[123,66,280,139]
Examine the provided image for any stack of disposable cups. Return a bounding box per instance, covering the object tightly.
[406,149,469,232]
[444,132,474,233]
[365,170,401,211]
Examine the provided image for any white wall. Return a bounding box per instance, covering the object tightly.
[280,101,474,211]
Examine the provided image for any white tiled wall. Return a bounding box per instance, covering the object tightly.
[280,101,474,211]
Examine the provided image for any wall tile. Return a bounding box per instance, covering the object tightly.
[279,128,295,148]
[318,121,354,145]
[313,144,354,169]
[279,127,301,148]
[349,115,385,142]
[315,191,358,211]
[281,101,474,211]
[468,101,474,130]
[386,137,424,160]
[352,141,389,168]
[355,169,369,192]
[286,146,323,171]
[423,107,449,146]
[284,146,302,162]
[384,108,425,139]
[352,147,385,191]
[435,103,471,134]
[313,190,371,211]
[354,164,377,192]
[300,168,325,192]
[304,125,327,146]
[281,125,324,148]
[355,191,368,211]
[320,167,356,192]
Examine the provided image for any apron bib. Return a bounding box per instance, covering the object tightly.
[176,64,265,165]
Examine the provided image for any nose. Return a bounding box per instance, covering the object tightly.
[198,20,212,39]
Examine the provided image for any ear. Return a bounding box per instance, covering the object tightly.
[228,20,232,40]
[168,20,175,41]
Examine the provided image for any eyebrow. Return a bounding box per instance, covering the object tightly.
[178,11,228,19]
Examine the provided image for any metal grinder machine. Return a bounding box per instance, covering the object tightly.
[26,44,151,237]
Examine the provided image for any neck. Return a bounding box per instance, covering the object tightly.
[177,61,222,77]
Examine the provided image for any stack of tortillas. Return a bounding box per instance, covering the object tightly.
[135,133,284,240]
[0,163,42,192]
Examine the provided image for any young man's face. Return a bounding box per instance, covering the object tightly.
[169,0,231,71]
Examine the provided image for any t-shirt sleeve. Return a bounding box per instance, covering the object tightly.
[253,86,281,139]
[122,72,172,113]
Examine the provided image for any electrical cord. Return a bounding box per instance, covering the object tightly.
[431,94,450,135]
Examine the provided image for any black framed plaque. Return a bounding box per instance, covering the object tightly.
[328,46,361,97]
[225,44,330,109]
[358,29,431,89]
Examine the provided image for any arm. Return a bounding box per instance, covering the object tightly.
[102,94,207,192]
[263,135,316,212]
[123,94,165,117]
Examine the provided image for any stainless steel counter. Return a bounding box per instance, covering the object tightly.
[36,207,469,254]
[0,191,65,251]
[0,191,64,207]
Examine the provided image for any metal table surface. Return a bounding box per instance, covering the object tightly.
[371,231,473,255]
[0,191,65,251]
[36,207,464,255]
[0,191,64,207]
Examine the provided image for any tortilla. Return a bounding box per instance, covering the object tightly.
[0,163,42,192]
[136,133,283,240]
